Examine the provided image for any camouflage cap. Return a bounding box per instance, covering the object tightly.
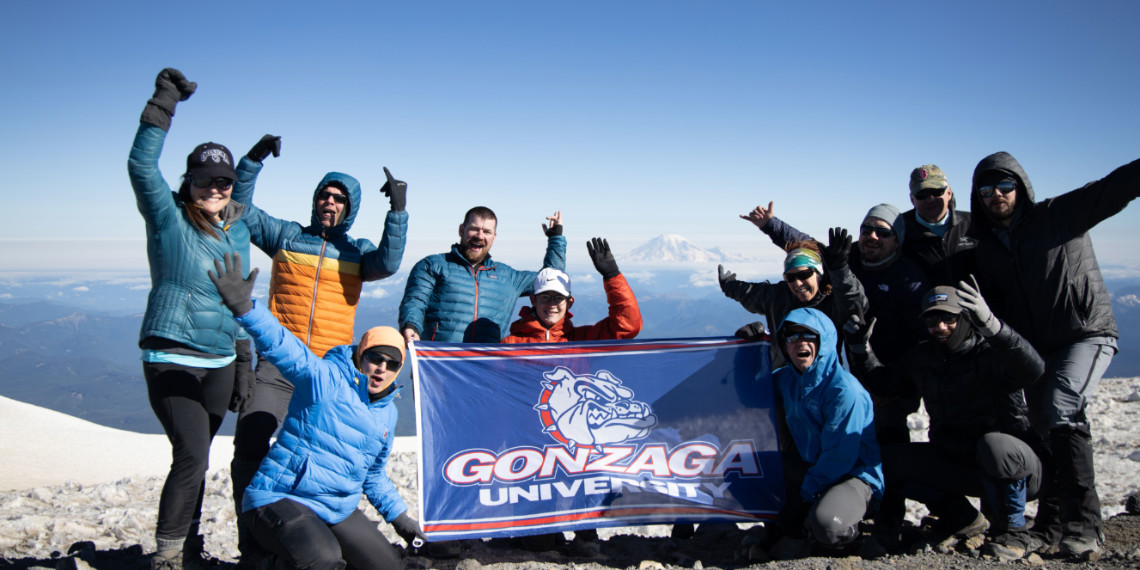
[909,164,949,195]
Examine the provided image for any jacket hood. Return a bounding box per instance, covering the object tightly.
[969,152,1036,234]
[310,172,362,237]
[777,307,840,388]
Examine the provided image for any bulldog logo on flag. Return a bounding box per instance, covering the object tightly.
[410,337,784,540]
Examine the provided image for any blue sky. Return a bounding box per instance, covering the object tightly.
[2,1,1138,281]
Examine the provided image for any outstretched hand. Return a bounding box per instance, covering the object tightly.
[247,134,281,163]
[380,167,408,212]
[957,275,1000,337]
[392,512,427,548]
[823,227,852,271]
[717,264,737,295]
[843,314,876,355]
[542,211,563,237]
[740,201,775,230]
[587,237,620,280]
[207,252,258,317]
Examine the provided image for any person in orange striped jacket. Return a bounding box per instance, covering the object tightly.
[228,136,409,565]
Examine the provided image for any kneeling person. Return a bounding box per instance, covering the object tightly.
[209,253,424,570]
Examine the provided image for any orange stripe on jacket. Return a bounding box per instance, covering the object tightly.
[268,250,364,357]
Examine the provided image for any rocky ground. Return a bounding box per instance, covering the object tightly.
[2,377,1139,570]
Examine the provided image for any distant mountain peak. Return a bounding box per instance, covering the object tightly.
[622,234,749,264]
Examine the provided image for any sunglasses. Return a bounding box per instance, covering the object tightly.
[535,292,568,304]
[361,350,401,369]
[978,180,1017,199]
[859,224,896,239]
[191,177,234,190]
[914,187,947,201]
[784,269,815,283]
[922,312,960,328]
[316,190,349,204]
[783,332,819,343]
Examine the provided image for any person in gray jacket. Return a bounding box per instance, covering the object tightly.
[968,151,1140,557]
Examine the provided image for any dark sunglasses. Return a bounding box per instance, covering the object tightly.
[191,177,234,190]
[784,269,815,283]
[361,350,401,369]
[922,312,960,328]
[859,224,896,239]
[914,187,947,201]
[783,332,819,343]
[316,190,349,204]
[978,180,1017,198]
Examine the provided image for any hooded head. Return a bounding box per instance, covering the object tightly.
[777,308,839,378]
[311,172,362,236]
[969,152,1035,232]
[354,326,405,396]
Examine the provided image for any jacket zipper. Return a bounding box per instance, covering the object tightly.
[307,240,329,348]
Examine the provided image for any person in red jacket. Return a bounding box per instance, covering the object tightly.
[502,238,641,344]
[500,238,641,555]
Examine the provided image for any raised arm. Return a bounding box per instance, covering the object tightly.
[361,167,409,281]
[740,202,814,250]
[541,210,567,271]
[128,68,197,228]
[587,238,642,339]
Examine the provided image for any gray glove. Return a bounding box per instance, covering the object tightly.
[229,339,255,413]
[392,512,426,548]
[957,275,1000,337]
[718,264,737,295]
[843,314,876,355]
[207,252,259,317]
[140,68,196,131]
[380,167,408,212]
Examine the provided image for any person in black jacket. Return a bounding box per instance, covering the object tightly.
[847,280,1046,558]
[968,152,1139,556]
[901,164,977,286]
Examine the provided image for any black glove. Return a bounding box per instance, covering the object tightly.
[843,314,876,355]
[586,237,620,280]
[207,252,259,317]
[823,227,851,272]
[718,264,737,295]
[247,134,281,163]
[392,512,426,548]
[380,167,408,212]
[957,275,1001,337]
[230,339,255,413]
[544,223,562,237]
[140,68,196,131]
[734,322,767,341]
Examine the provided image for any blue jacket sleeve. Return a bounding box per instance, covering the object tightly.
[236,301,337,401]
[232,157,300,257]
[762,216,814,250]
[363,433,409,522]
[127,124,178,232]
[399,257,437,334]
[544,235,567,271]
[800,382,869,502]
[360,209,409,282]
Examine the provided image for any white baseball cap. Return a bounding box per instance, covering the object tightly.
[533,267,571,297]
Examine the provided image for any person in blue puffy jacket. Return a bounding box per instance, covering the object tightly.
[209,253,424,570]
[129,68,252,570]
[772,308,884,550]
[399,206,566,343]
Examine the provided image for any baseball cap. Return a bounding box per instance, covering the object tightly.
[920,286,964,317]
[186,142,237,180]
[909,164,949,195]
[533,267,571,297]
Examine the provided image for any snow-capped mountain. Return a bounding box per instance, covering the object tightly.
[621,234,750,264]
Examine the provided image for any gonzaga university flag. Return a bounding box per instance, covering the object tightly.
[410,337,782,540]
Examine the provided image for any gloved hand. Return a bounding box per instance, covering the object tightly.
[392,512,426,548]
[718,264,737,295]
[822,227,851,272]
[247,134,281,163]
[207,252,259,317]
[229,339,255,413]
[542,211,563,237]
[957,275,1001,337]
[140,68,196,131]
[586,237,620,280]
[843,314,876,355]
[380,167,407,212]
[734,321,767,341]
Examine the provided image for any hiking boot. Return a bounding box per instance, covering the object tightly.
[1058,532,1102,557]
[182,534,221,569]
[933,511,989,541]
[983,529,1044,561]
[151,549,183,570]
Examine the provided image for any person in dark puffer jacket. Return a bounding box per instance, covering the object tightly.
[129,68,252,570]
[968,151,1140,557]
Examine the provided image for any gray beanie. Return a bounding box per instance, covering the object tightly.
[863,203,905,245]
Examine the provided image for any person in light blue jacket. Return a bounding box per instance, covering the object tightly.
[399,206,566,343]
[129,68,252,570]
[209,253,424,570]
[773,308,884,549]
